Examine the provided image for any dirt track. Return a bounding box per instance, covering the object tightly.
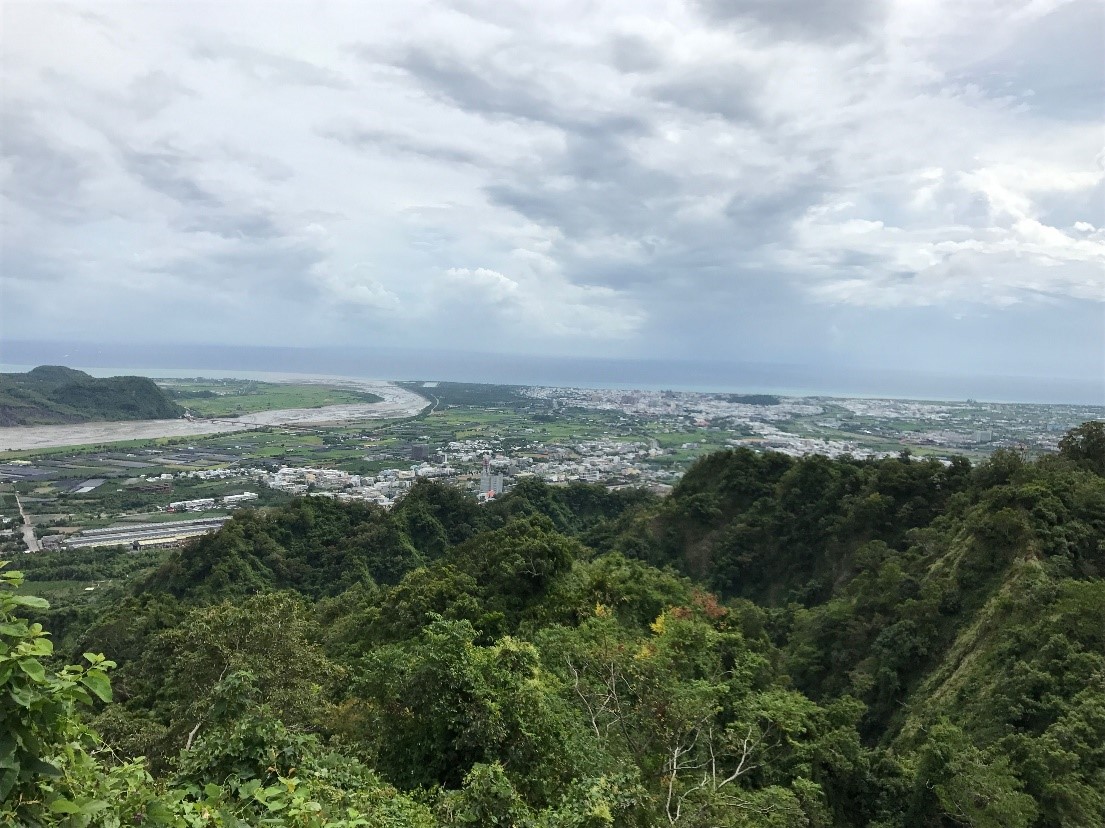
[0,381,428,452]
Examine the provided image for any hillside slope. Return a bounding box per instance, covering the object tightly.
[5,423,1103,827]
[0,365,184,425]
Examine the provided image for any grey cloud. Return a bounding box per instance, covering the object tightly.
[695,0,884,41]
[1037,179,1105,231]
[0,112,94,220]
[39,67,193,122]
[489,118,830,284]
[486,130,679,240]
[3,0,1100,386]
[609,34,667,74]
[390,46,559,125]
[179,211,282,241]
[960,0,1105,120]
[387,46,649,137]
[941,189,993,228]
[67,7,112,27]
[180,241,327,290]
[217,146,294,183]
[648,65,760,121]
[125,71,195,119]
[117,143,281,239]
[321,125,487,167]
[837,250,898,272]
[437,0,534,29]
[384,38,811,295]
[119,144,217,206]
[0,246,68,284]
[191,41,350,89]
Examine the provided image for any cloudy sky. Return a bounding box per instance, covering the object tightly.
[2,0,1103,389]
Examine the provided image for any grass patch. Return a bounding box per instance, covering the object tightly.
[161,381,384,417]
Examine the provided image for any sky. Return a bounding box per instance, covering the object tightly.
[1,0,1103,394]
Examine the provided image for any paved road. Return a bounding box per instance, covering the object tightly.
[14,494,41,552]
[0,381,429,452]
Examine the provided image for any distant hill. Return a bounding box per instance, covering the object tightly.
[721,393,781,405]
[0,365,184,426]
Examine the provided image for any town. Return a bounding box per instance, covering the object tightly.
[2,380,1101,556]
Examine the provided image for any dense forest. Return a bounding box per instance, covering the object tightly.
[3,422,1103,827]
[0,366,183,426]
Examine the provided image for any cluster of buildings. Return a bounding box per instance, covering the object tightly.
[256,432,683,509]
[734,423,893,459]
[177,467,248,481]
[514,440,674,487]
[522,386,821,424]
[168,492,258,512]
[523,387,1101,459]
[910,430,995,449]
[263,465,426,508]
[82,389,1104,524]
[126,468,250,492]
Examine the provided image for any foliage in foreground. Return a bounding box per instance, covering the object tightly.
[4,421,1103,827]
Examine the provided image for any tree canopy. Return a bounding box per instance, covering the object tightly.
[5,422,1104,827]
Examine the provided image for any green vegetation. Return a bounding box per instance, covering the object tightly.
[0,366,183,426]
[722,394,781,406]
[159,378,383,418]
[3,421,1104,827]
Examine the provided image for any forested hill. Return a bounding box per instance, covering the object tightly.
[0,365,183,425]
[4,422,1104,828]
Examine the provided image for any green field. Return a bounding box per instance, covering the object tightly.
[158,379,383,417]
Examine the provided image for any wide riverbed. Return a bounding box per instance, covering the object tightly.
[0,381,428,451]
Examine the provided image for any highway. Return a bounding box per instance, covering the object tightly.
[15,494,42,552]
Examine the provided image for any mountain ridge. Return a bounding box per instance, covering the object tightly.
[4,423,1103,827]
[0,364,184,426]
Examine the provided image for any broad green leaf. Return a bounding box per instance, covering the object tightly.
[49,798,81,814]
[23,637,53,656]
[11,595,49,609]
[80,669,112,703]
[7,683,32,708]
[17,658,45,683]
[0,767,17,803]
[27,757,62,777]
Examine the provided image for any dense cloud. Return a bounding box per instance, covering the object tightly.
[1,0,1101,387]
[694,0,885,42]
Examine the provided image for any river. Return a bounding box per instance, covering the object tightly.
[0,381,428,452]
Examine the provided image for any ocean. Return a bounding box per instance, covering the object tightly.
[2,340,1102,405]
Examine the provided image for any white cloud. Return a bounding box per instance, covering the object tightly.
[444,267,520,304]
[0,0,1101,378]
[437,265,644,340]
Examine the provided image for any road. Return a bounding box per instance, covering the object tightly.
[0,381,429,452]
[14,494,41,552]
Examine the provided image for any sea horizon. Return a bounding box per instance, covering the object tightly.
[3,339,1103,408]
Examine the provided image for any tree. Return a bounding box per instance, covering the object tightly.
[102,591,341,769]
[909,722,1037,828]
[0,562,438,827]
[1,562,151,826]
[1058,421,1105,476]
